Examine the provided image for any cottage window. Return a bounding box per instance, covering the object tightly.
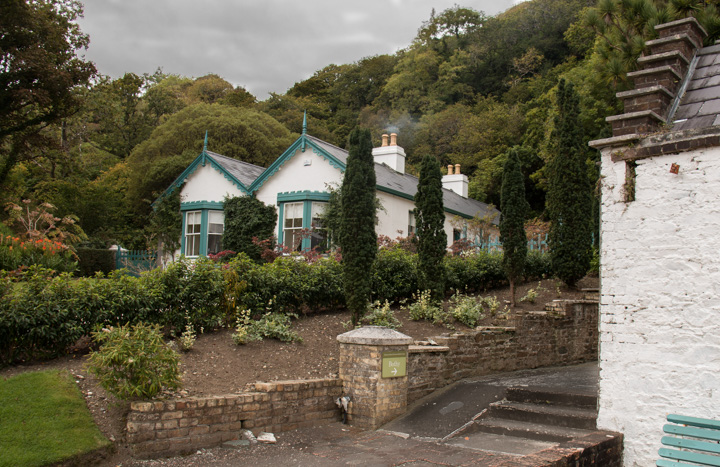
[283,202,304,251]
[207,210,224,255]
[408,211,416,236]
[184,211,201,256]
[310,202,328,250]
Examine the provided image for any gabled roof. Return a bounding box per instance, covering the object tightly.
[672,44,720,131]
[250,133,497,220]
[153,149,265,205]
[159,132,497,221]
[206,151,265,187]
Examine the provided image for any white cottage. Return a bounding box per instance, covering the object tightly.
[158,119,497,258]
[590,17,720,466]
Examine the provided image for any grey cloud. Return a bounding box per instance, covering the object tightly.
[78,0,517,99]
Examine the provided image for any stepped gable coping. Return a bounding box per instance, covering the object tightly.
[616,85,675,99]
[626,64,683,80]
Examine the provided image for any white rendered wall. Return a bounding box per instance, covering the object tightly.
[598,147,720,466]
[254,147,342,208]
[181,164,244,203]
[376,191,462,248]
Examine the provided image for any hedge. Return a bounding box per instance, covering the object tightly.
[75,248,116,277]
[0,251,551,365]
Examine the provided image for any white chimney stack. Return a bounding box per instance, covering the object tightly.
[442,164,468,198]
[372,132,406,173]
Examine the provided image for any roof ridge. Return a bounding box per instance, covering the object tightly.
[305,134,348,154]
[206,150,265,170]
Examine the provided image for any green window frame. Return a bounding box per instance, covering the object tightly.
[180,201,225,257]
[277,191,331,252]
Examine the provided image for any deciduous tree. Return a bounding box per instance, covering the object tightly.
[0,0,96,185]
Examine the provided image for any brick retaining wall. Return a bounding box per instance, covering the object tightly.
[126,378,342,457]
[408,300,598,403]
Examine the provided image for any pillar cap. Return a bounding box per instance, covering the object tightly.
[337,326,413,345]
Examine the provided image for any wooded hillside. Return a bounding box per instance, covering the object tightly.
[2,0,718,249]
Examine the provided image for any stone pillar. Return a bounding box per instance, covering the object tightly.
[337,326,412,430]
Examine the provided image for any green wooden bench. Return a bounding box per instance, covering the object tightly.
[658,414,720,466]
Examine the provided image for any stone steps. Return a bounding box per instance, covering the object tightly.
[472,417,596,443]
[447,385,598,456]
[485,400,597,430]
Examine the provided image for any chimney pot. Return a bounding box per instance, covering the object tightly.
[390,133,398,146]
[455,164,461,174]
[447,164,454,175]
[381,134,389,147]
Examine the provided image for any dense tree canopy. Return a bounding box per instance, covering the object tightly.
[0,0,96,184]
[6,0,720,257]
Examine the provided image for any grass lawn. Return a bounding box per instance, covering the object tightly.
[0,370,111,467]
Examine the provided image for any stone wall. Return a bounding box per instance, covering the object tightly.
[408,299,598,403]
[126,378,341,458]
[597,145,720,465]
[125,300,598,458]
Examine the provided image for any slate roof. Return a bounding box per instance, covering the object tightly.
[672,44,720,131]
[306,135,498,221]
[206,150,265,188]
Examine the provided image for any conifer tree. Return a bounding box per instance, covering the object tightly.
[415,154,447,299]
[546,79,593,287]
[500,147,529,307]
[339,128,377,325]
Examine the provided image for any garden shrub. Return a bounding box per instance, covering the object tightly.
[404,290,447,324]
[524,250,551,281]
[0,235,77,273]
[86,322,181,400]
[372,248,418,301]
[363,300,401,329]
[75,248,115,277]
[445,251,504,293]
[449,291,485,327]
[233,310,302,344]
[0,248,554,366]
[148,257,224,330]
[0,268,88,364]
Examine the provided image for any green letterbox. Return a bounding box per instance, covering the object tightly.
[382,350,407,378]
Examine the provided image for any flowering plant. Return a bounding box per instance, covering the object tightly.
[0,235,77,273]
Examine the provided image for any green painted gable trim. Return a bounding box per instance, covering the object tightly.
[376,185,474,219]
[248,136,346,193]
[277,191,331,202]
[180,200,224,211]
[153,151,251,206]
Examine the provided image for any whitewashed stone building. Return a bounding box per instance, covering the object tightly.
[590,17,720,466]
[157,118,497,258]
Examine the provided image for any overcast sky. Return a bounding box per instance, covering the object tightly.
[77,0,521,100]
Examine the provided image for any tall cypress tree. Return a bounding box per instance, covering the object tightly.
[339,128,377,325]
[415,154,447,299]
[500,147,529,307]
[546,79,593,287]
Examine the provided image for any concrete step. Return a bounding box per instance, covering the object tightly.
[486,400,597,430]
[472,417,596,443]
[445,430,557,456]
[506,387,597,409]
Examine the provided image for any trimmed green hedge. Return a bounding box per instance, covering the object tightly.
[0,251,551,365]
[76,248,116,277]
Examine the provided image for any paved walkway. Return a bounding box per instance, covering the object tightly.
[124,363,600,466]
